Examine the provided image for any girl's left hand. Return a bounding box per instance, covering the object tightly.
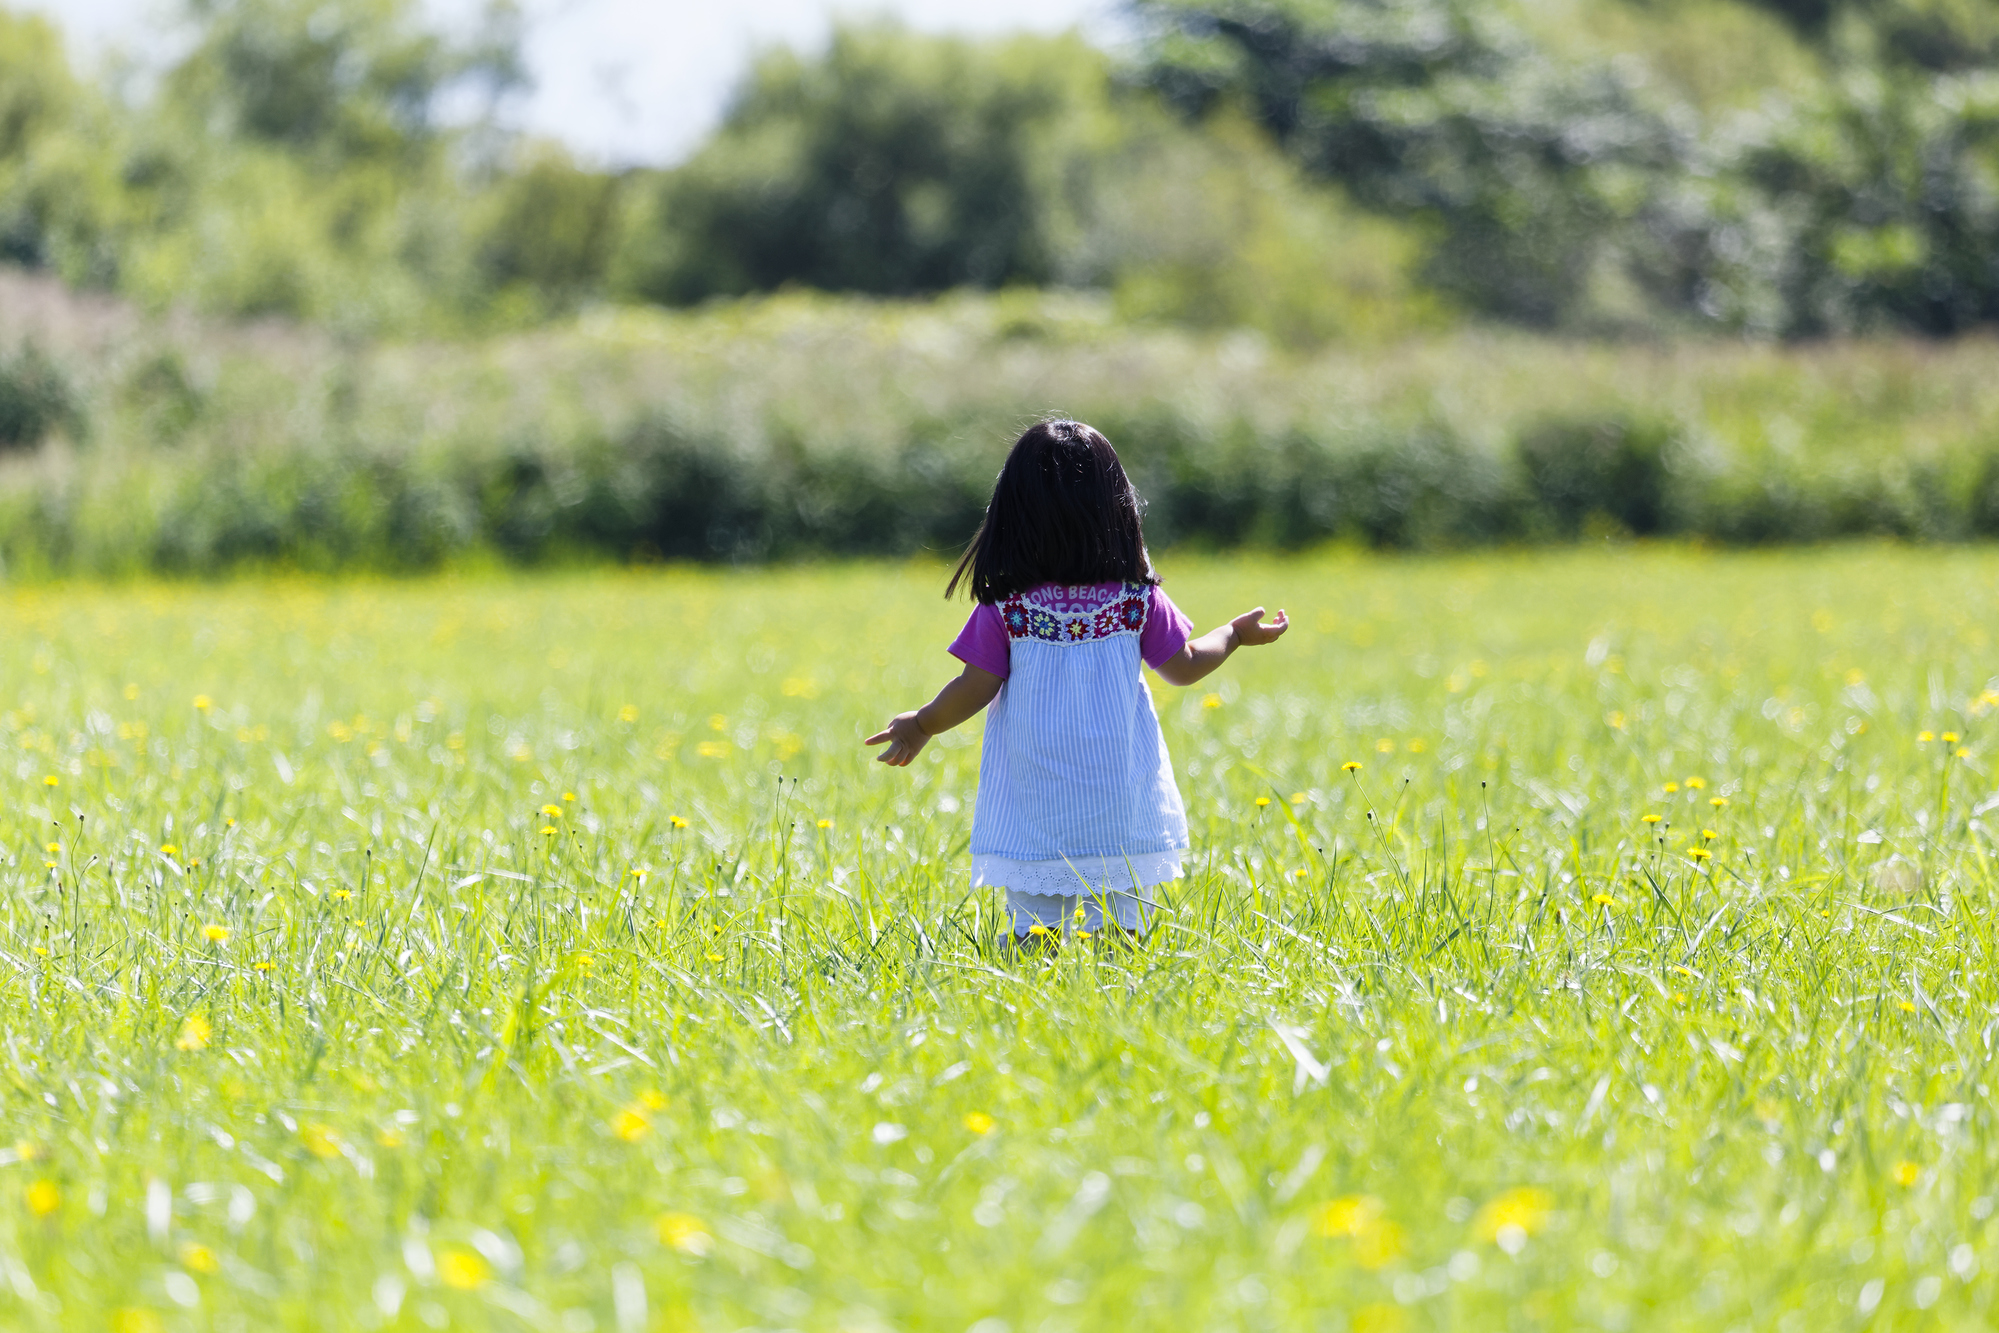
[865,712,931,766]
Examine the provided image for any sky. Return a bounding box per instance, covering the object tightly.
[26,0,1126,166]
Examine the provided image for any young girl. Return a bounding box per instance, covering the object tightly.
[865,420,1288,944]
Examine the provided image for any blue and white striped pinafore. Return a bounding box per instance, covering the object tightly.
[968,582,1188,896]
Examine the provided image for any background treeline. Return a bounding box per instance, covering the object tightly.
[7,0,1999,577]
[4,0,1999,341]
[5,281,1999,577]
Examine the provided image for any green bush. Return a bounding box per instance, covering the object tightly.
[8,293,1999,578]
[1516,415,1675,537]
[0,342,78,450]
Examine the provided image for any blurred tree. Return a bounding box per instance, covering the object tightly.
[1132,0,1692,326]
[618,24,1118,302]
[165,0,525,165]
[1086,108,1446,342]
[1735,0,1999,69]
[58,0,533,327]
[473,142,624,315]
[0,11,124,282]
[1654,0,1999,333]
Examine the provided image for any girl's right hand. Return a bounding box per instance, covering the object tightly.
[1231,607,1289,646]
[865,712,931,766]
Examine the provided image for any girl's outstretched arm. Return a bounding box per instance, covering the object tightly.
[1152,607,1289,687]
[865,663,1004,766]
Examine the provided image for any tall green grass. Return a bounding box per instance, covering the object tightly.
[7,283,1999,576]
[4,547,1999,1328]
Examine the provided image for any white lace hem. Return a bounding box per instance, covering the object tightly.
[970,849,1184,895]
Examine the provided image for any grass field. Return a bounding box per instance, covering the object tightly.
[4,545,1999,1332]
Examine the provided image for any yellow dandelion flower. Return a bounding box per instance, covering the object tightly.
[436,1248,488,1289]
[629,868,648,879]
[1407,739,1428,754]
[963,1112,996,1135]
[670,816,688,829]
[1893,1160,1921,1187]
[41,775,58,787]
[655,1212,712,1256]
[618,704,640,722]
[1942,732,1959,744]
[1710,797,1728,808]
[1702,829,1717,841]
[160,844,178,857]
[1691,849,1712,862]
[1375,738,1395,753]
[540,825,557,836]
[202,924,230,943]
[1342,761,1362,772]
[1592,893,1616,906]
[1684,776,1706,789]
[705,953,723,962]
[1293,868,1306,878]
[1201,693,1223,709]
[1255,796,1271,807]
[1353,1219,1407,1270]
[1642,814,1662,825]
[26,1179,59,1217]
[331,889,351,901]
[300,1124,342,1159]
[1291,792,1307,803]
[1957,748,1973,760]
[563,791,576,802]
[611,1107,651,1142]
[1671,965,1694,977]
[1075,930,1094,941]
[178,1242,217,1273]
[1919,731,1935,743]
[252,961,276,973]
[1662,782,1679,793]
[31,946,47,956]
[1314,1196,1409,1267]
[1314,1195,1384,1238]
[695,740,730,759]
[1028,924,1051,938]
[1472,1187,1554,1244]
[1899,999,1917,1013]
[1670,991,1688,1005]
[541,804,563,817]
[1074,905,1086,921]
[575,953,594,969]
[638,1090,669,1111]
[193,695,213,712]
[175,1014,211,1051]
[817,818,832,829]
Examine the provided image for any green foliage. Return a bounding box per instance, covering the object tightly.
[473,143,625,315]
[5,550,1999,1327]
[0,343,79,450]
[1135,0,1692,326]
[165,0,514,163]
[1097,112,1447,343]
[1515,415,1673,537]
[1135,0,1999,335]
[619,24,1115,302]
[5,290,1999,576]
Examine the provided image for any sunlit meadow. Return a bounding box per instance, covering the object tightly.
[4,546,1999,1332]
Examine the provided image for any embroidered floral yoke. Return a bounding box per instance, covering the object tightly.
[948,581,1193,910]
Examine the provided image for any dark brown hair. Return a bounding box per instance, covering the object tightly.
[947,420,1158,602]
